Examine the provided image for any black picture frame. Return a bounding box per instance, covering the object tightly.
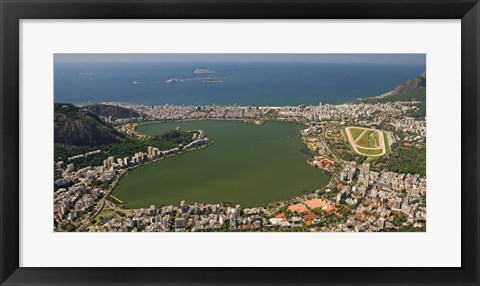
[1,0,479,285]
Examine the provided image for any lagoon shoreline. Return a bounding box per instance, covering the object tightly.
[114,119,329,209]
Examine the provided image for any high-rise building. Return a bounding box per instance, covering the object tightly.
[180,200,187,213]
[103,159,110,169]
[162,216,170,231]
[378,218,386,230]
[66,163,75,172]
[148,146,153,157]
[175,218,186,230]
[235,205,241,217]
[148,205,157,216]
[132,218,141,228]
[229,216,236,230]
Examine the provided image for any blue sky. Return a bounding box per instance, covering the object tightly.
[55,53,426,65]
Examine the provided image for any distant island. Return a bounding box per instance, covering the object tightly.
[163,67,227,84]
[194,67,213,74]
[165,78,184,83]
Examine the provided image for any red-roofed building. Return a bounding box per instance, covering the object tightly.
[288,203,308,214]
[275,213,286,221]
[305,198,329,210]
[303,212,317,221]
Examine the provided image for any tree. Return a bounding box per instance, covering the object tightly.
[393,214,407,226]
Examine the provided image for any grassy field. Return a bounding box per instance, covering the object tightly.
[344,126,388,158]
[94,209,118,225]
[349,128,365,141]
[356,130,380,148]
[356,147,383,156]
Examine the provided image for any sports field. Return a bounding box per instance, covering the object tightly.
[344,127,387,157]
[356,147,384,156]
[349,128,365,141]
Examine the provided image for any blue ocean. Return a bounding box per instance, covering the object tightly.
[54,62,425,106]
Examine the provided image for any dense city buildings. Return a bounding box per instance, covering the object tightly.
[54,99,426,232]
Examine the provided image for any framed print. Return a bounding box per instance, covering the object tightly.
[1,0,479,285]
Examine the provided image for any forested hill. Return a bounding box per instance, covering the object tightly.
[359,71,426,103]
[357,72,426,118]
[388,72,426,96]
[85,104,140,119]
[54,103,125,147]
[359,87,426,105]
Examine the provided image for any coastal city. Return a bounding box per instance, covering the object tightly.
[54,94,427,232]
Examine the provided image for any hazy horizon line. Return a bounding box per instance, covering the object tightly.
[54,53,426,65]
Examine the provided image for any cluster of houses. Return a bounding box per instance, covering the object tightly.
[54,130,210,231]
[54,100,427,232]
[128,104,263,121]
[85,159,426,232]
[128,101,421,124]
[91,202,270,232]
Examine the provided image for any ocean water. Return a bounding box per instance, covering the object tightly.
[54,62,425,106]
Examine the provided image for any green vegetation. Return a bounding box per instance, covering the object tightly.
[388,147,426,177]
[55,129,195,169]
[356,147,383,156]
[335,128,363,161]
[96,209,118,225]
[385,219,426,232]
[63,224,76,232]
[55,103,86,119]
[392,214,407,226]
[396,225,426,232]
[359,87,426,118]
[54,103,125,146]
[349,128,364,141]
[343,127,386,158]
[359,87,425,105]
[356,130,380,148]
[85,104,140,119]
[264,226,310,232]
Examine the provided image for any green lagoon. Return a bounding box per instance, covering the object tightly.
[113,120,330,208]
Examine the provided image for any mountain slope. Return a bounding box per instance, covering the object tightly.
[85,104,140,119]
[383,72,426,97]
[390,74,426,96]
[54,103,125,146]
[357,72,427,119]
[359,72,426,103]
